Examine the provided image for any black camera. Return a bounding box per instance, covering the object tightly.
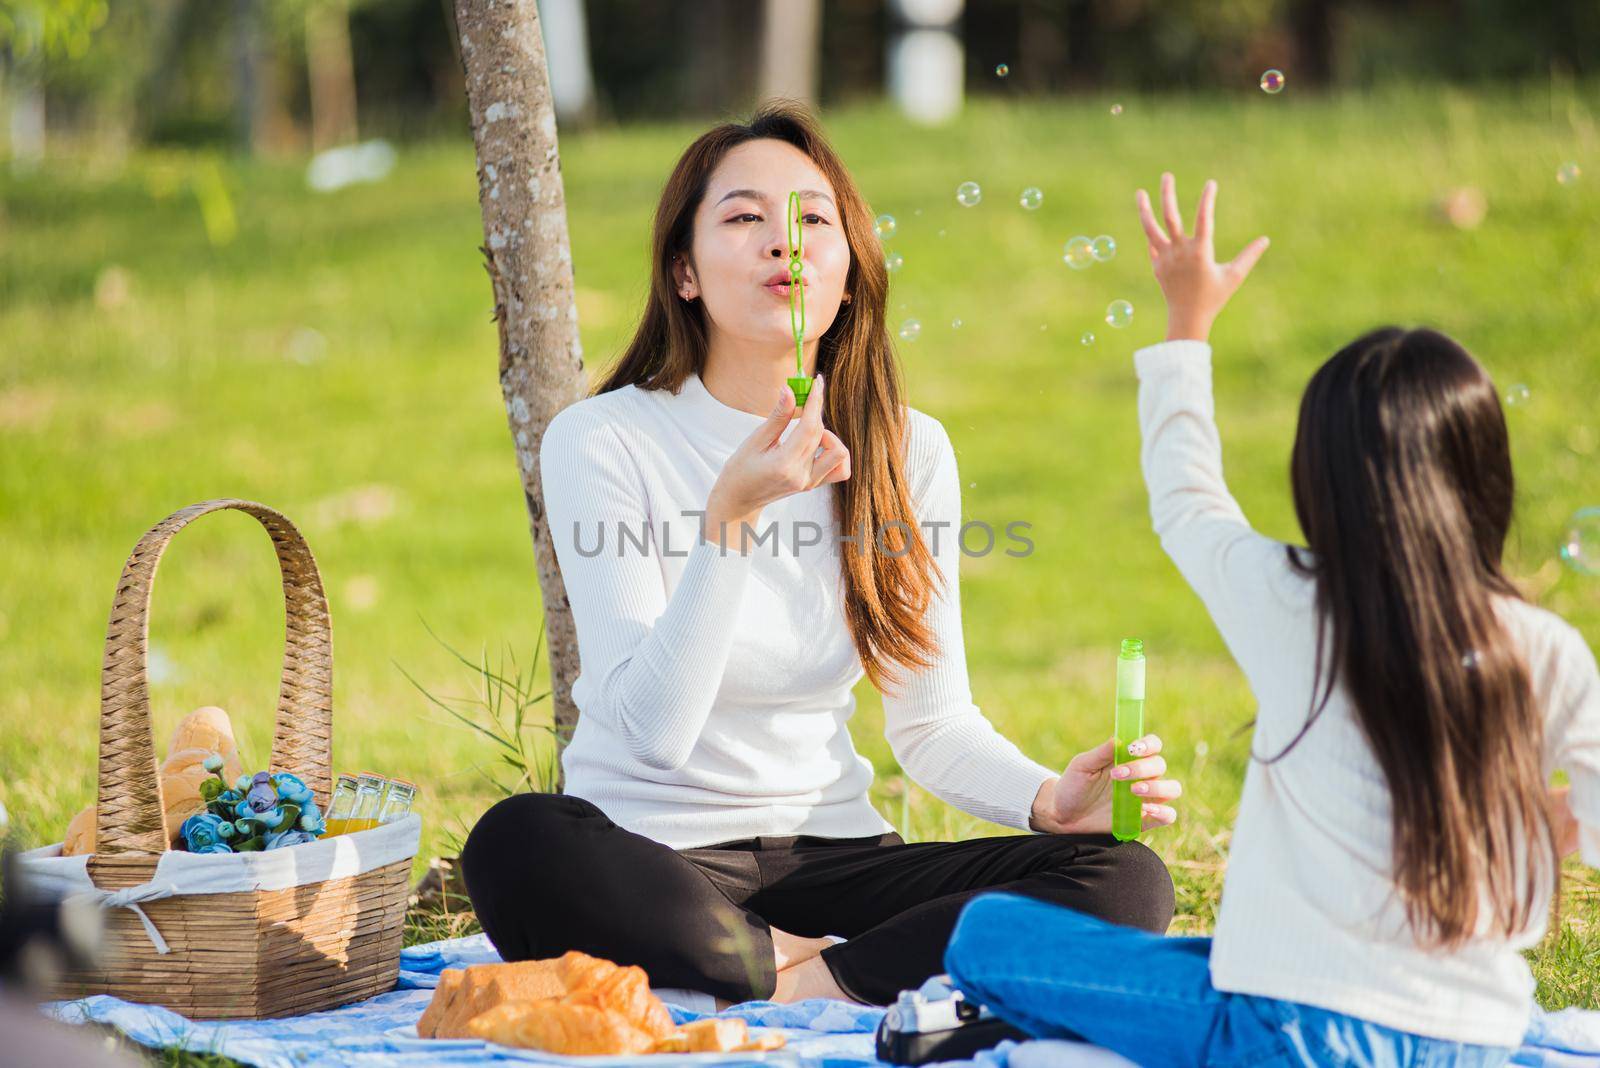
[874,973,1030,1065]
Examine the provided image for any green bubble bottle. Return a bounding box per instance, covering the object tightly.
[1113,638,1146,842]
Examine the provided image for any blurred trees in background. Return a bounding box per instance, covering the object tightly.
[3,0,1598,159]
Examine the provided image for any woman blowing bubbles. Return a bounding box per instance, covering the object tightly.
[460,100,1181,1009]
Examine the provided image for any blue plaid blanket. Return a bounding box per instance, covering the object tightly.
[39,932,1600,1067]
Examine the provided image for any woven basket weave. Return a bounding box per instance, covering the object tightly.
[43,498,415,1019]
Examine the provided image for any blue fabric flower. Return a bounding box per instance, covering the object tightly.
[202,753,224,773]
[217,789,243,806]
[271,772,314,806]
[244,772,278,814]
[265,829,318,850]
[234,774,252,793]
[256,804,288,831]
[181,813,231,853]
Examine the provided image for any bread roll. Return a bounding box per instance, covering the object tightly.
[416,969,464,1039]
[60,706,250,856]
[168,706,240,762]
[421,956,578,1038]
[62,804,96,857]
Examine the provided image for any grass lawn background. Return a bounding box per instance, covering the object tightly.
[3,85,1598,1033]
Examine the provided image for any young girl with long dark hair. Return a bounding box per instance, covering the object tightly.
[944,174,1598,1066]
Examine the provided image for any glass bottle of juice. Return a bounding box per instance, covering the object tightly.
[1112,638,1147,842]
[345,772,389,834]
[378,779,417,824]
[323,773,360,836]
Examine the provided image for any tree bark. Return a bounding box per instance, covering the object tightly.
[452,0,587,788]
[307,0,359,149]
[760,0,821,105]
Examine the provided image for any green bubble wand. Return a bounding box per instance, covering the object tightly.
[785,189,812,406]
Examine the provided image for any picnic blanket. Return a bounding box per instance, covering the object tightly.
[38,931,1600,1067]
[36,931,1129,1068]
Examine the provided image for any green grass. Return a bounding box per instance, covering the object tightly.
[3,84,1599,1062]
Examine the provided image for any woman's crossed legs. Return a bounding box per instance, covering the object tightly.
[459,792,1174,1006]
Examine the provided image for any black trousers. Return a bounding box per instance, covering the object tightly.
[459,792,1175,1006]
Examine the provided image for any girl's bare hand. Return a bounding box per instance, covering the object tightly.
[1135,173,1270,343]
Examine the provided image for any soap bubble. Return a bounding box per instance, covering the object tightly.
[951,318,963,330]
[1260,69,1285,94]
[898,319,922,342]
[1081,331,1095,347]
[1090,235,1117,262]
[995,63,1010,78]
[874,214,897,239]
[1559,507,1600,576]
[1019,187,1044,210]
[956,181,982,207]
[1558,162,1581,185]
[1110,103,1123,116]
[1062,236,1094,270]
[1504,382,1531,407]
[885,250,904,273]
[1105,300,1134,328]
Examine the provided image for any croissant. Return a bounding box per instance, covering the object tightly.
[418,949,784,1055]
[561,963,676,1040]
[419,950,671,1042]
[467,999,658,1056]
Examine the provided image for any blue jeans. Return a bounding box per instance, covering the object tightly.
[943,892,1516,1068]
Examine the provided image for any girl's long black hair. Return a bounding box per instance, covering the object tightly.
[1274,326,1557,947]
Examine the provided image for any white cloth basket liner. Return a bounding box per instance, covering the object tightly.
[12,812,421,954]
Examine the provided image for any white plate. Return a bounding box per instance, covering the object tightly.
[380,1023,798,1064]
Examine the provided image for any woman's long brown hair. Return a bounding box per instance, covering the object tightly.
[592,99,940,693]
[1275,326,1558,947]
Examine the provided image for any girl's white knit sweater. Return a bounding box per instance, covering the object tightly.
[1136,338,1600,1048]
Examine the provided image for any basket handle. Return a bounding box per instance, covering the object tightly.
[94,499,334,858]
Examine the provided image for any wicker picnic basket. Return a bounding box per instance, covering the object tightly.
[24,498,419,1019]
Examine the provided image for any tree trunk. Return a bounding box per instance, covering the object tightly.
[307,0,359,150]
[761,0,821,105]
[452,0,586,789]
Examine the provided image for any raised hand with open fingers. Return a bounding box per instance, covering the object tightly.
[1135,172,1270,343]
